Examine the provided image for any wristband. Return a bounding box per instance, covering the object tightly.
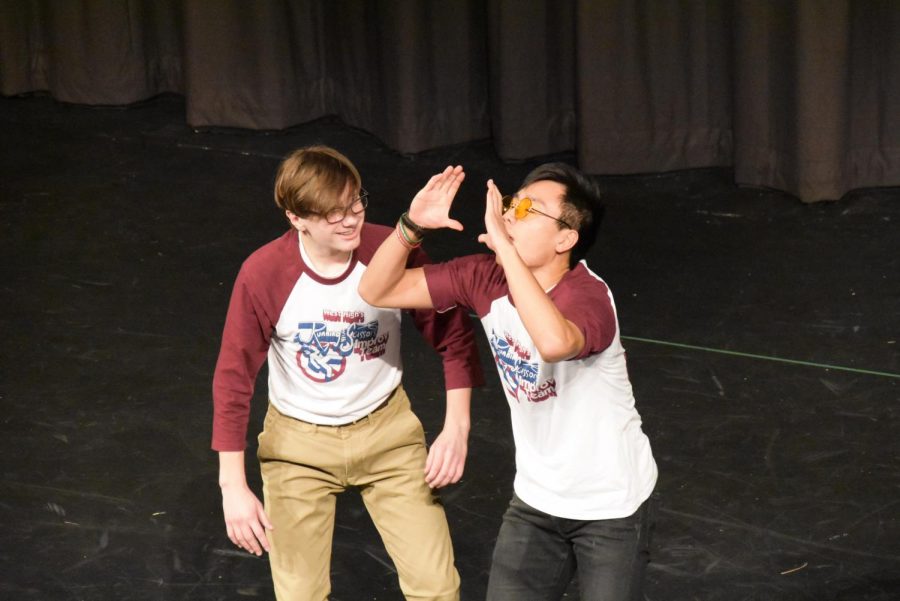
[399,211,426,238]
[395,222,422,249]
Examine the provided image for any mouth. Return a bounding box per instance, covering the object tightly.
[337,225,360,239]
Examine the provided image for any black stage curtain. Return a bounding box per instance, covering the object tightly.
[2,0,898,203]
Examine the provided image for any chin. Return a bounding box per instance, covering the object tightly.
[340,231,362,250]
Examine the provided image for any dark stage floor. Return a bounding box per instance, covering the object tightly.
[1,94,898,601]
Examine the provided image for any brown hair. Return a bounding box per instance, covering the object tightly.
[273,146,361,217]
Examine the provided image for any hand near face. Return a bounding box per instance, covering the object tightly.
[408,165,466,231]
[477,179,513,259]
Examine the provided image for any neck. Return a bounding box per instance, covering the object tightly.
[299,233,351,277]
[532,256,571,291]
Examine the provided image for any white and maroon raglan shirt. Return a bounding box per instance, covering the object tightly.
[424,254,657,520]
[211,224,482,452]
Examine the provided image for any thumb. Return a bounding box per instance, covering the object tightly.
[424,446,435,472]
[443,219,464,232]
[257,504,274,529]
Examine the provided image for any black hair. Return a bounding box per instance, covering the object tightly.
[520,162,604,267]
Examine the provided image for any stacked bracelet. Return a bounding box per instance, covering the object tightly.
[399,212,426,238]
[395,211,425,249]
[395,223,422,249]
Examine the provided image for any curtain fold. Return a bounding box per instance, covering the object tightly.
[845,1,900,194]
[182,0,489,152]
[733,1,851,200]
[0,0,49,95]
[576,0,733,175]
[0,0,182,103]
[1,0,898,202]
[488,0,576,160]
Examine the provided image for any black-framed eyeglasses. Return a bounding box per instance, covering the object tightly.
[319,190,369,224]
[501,195,571,229]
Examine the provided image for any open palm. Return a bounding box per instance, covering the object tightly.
[408,165,466,231]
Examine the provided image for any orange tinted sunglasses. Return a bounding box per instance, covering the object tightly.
[501,195,571,229]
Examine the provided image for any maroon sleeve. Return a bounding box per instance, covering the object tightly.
[409,306,484,390]
[211,232,299,451]
[211,266,274,451]
[355,224,485,390]
[406,248,485,390]
[359,223,484,390]
[551,267,617,360]
[423,254,507,318]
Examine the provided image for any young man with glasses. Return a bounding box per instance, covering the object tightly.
[212,146,483,600]
[359,162,658,601]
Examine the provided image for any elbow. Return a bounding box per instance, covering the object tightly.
[535,340,578,364]
[534,323,585,363]
[357,279,380,306]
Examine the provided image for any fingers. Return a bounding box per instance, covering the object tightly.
[423,171,444,192]
[225,505,273,556]
[444,166,465,195]
[425,456,462,488]
[436,459,464,487]
[434,166,465,203]
[424,442,466,488]
[248,522,271,555]
[427,165,464,192]
[227,519,253,553]
[248,504,273,554]
[485,179,503,210]
[258,506,274,531]
[228,518,259,555]
[240,524,263,556]
[410,165,466,229]
[484,179,497,219]
[229,520,269,556]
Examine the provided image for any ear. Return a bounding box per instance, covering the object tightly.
[286,210,307,232]
[555,228,578,255]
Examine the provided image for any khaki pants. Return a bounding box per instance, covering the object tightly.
[257,386,460,601]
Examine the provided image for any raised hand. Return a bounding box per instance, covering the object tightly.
[477,179,513,257]
[408,165,466,231]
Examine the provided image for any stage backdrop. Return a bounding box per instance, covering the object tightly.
[2,0,898,203]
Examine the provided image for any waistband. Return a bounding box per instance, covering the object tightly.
[275,386,400,428]
[332,395,391,427]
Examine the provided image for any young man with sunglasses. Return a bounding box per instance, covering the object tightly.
[359,162,657,601]
[212,146,483,600]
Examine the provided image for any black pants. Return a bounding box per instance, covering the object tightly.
[486,493,654,601]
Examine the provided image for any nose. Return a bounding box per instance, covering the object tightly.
[502,206,516,226]
[342,208,364,227]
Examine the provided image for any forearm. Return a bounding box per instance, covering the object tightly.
[495,244,583,362]
[218,451,248,489]
[359,227,433,309]
[359,226,410,302]
[443,387,471,435]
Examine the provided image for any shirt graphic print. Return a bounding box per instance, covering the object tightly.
[294,310,386,383]
[489,329,557,403]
